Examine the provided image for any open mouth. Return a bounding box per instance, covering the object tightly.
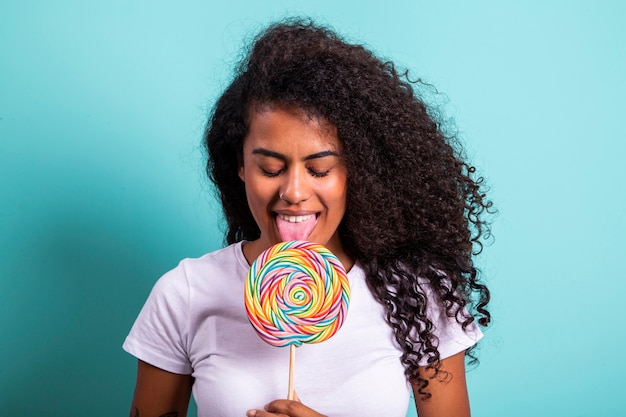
[275,213,319,242]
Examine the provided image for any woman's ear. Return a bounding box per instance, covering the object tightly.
[238,164,245,182]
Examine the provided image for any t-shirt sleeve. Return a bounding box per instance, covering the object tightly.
[419,281,484,365]
[428,304,483,363]
[122,264,193,375]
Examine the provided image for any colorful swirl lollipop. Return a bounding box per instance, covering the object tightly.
[244,240,350,348]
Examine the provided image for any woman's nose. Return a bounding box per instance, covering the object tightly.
[279,167,311,204]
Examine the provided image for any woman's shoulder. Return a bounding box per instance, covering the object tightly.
[178,240,247,269]
[183,241,248,268]
[155,241,249,291]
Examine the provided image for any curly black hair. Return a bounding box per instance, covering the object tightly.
[204,18,493,398]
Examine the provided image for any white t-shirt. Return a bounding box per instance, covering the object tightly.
[123,242,482,417]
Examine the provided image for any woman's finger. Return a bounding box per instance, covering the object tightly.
[264,399,326,417]
[245,410,288,417]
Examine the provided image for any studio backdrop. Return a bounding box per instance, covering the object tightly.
[1,1,624,416]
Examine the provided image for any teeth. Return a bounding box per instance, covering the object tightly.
[279,214,314,223]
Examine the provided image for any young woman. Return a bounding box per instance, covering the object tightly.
[124,19,492,417]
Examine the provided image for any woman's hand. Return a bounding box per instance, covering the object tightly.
[246,396,327,417]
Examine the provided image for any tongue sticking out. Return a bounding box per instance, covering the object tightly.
[276,215,317,242]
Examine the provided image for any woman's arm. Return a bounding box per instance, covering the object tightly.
[129,360,194,417]
[413,351,471,417]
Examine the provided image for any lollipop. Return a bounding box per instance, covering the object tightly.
[244,240,350,398]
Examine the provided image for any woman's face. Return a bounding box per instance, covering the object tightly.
[238,107,350,266]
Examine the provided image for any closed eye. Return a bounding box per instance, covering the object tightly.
[308,168,330,178]
[261,168,283,177]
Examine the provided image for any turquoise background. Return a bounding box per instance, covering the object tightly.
[1,1,625,416]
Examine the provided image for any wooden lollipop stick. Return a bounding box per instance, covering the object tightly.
[288,345,296,400]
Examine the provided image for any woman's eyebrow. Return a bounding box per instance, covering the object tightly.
[251,148,285,160]
[251,148,340,161]
[303,150,340,161]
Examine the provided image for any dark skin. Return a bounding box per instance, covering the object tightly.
[130,351,469,417]
[129,360,193,417]
[412,352,471,417]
